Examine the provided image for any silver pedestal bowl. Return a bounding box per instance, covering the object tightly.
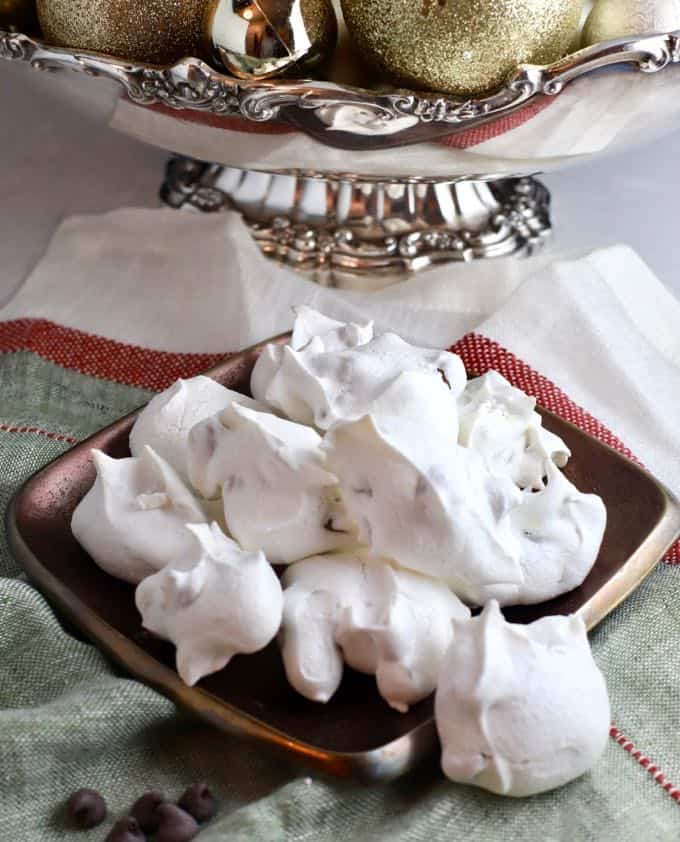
[2,27,679,288]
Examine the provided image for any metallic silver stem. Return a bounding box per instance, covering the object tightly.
[161,158,552,289]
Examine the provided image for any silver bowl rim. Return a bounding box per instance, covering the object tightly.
[1,28,679,151]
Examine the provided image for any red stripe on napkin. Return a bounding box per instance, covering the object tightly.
[0,318,224,392]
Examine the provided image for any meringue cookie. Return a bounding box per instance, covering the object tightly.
[251,308,466,430]
[187,403,355,563]
[511,460,606,604]
[435,601,610,796]
[368,370,460,442]
[458,371,570,489]
[326,409,605,606]
[290,305,374,352]
[280,553,470,711]
[71,446,212,584]
[324,414,525,605]
[129,376,264,480]
[135,522,283,686]
[251,308,374,417]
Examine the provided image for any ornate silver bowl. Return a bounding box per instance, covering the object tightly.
[2,27,679,286]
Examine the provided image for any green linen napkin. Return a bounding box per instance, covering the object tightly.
[1,352,679,841]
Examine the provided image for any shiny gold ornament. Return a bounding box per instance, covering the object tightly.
[570,0,594,52]
[203,0,337,79]
[582,0,680,47]
[36,0,207,64]
[0,0,38,32]
[340,0,583,96]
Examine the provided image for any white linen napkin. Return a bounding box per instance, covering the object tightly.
[3,207,679,495]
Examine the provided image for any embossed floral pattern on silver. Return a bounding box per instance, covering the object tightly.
[160,159,552,288]
[1,29,678,150]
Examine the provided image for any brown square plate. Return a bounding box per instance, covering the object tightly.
[7,335,680,781]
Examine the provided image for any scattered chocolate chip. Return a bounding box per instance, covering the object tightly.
[225,474,244,492]
[154,803,199,842]
[130,790,165,834]
[351,485,373,498]
[323,517,349,534]
[66,788,107,829]
[105,816,146,842]
[178,782,218,823]
[437,367,452,389]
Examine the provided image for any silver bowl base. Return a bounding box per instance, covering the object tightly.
[161,157,552,290]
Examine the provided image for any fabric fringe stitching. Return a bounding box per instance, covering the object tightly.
[0,423,78,445]
[610,727,680,803]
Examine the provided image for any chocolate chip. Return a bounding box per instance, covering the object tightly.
[105,816,146,842]
[66,788,107,829]
[178,782,218,823]
[130,790,165,833]
[154,803,199,842]
[323,517,349,534]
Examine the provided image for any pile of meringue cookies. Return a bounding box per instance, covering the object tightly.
[72,308,612,798]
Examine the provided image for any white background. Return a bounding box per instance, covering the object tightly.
[1,59,679,305]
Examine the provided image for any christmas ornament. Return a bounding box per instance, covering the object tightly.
[582,0,680,47]
[203,0,337,80]
[570,1,595,51]
[340,0,583,96]
[36,0,206,65]
[325,0,370,86]
[0,0,38,32]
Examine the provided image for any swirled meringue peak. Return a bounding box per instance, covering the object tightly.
[71,446,212,584]
[250,308,374,424]
[251,307,466,430]
[458,371,570,489]
[324,414,525,605]
[187,402,356,563]
[280,553,470,712]
[290,305,374,352]
[129,376,265,480]
[136,522,283,686]
[435,601,610,797]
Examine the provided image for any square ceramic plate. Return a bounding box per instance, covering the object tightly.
[7,335,680,782]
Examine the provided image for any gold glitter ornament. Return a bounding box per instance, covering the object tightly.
[36,0,207,64]
[203,0,337,79]
[582,0,680,47]
[0,0,38,32]
[340,0,583,95]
